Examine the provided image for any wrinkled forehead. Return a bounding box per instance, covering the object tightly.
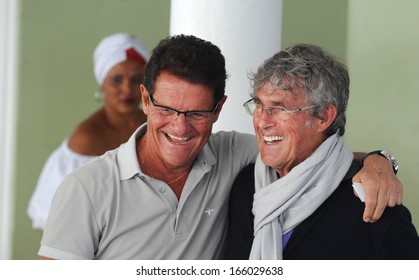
[255,81,308,105]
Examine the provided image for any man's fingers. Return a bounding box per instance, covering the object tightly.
[396,184,403,205]
[363,205,374,223]
[387,194,398,207]
[362,196,377,223]
[371,184,390,222]
[371,203,386,223]
[397,191,403,205]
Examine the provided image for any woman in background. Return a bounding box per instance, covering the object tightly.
[27,33,150,230]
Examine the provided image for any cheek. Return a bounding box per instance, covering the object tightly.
[147,114,166,128]
[195,124,213,144]
[253,117,258,130]
[198,123,213,137]
[102,82,116,93]
[103,89,119,102]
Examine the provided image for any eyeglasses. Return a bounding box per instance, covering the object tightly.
[148,94,219,124]
[243,98,316,120]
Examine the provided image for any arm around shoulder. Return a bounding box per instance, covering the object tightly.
[352,150,403,223]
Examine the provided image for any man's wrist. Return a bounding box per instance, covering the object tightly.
[362,150,399,174]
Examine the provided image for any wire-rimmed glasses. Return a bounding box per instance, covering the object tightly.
[243,98,316,120]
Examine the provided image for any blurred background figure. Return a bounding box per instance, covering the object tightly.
[27,33,150,230]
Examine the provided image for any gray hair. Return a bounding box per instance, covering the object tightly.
[250,43,350,136]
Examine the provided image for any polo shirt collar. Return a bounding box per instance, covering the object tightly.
[117,124,146,180]
[195,141,216,172]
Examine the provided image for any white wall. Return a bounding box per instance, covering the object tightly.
[170,0,283,134]
[0,0,20,259]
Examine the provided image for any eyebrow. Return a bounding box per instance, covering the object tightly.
[253,97,286,107]
[150,95,217,112]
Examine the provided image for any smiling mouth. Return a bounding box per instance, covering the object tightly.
[263,135,284,143]
[166,133,191,144]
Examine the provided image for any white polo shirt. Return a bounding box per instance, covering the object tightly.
[39,124,257,259]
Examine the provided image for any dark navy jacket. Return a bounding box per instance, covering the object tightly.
[224,162,419,259]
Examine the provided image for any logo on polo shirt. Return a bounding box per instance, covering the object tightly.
[204,208,215,216]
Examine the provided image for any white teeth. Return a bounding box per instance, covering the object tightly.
[263,135,284,142]
[167,133,189,141]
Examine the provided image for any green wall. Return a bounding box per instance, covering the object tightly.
[282,0,348,60]
[345,0,419,229]
[282,0,419,228]
[12,0,418,259]
[13,0,170,259]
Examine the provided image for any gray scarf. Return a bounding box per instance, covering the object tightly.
[249,134,353,259]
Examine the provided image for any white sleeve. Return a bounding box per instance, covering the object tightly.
[27,139,94,230]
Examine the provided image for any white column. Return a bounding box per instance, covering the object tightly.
[170,0,283,134]
[0,0,20,259]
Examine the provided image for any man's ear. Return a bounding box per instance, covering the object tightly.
[140,85,149,114]
[317,105,337,133]
[212,95,228,122]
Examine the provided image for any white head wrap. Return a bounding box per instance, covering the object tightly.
[93,33,150,85]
